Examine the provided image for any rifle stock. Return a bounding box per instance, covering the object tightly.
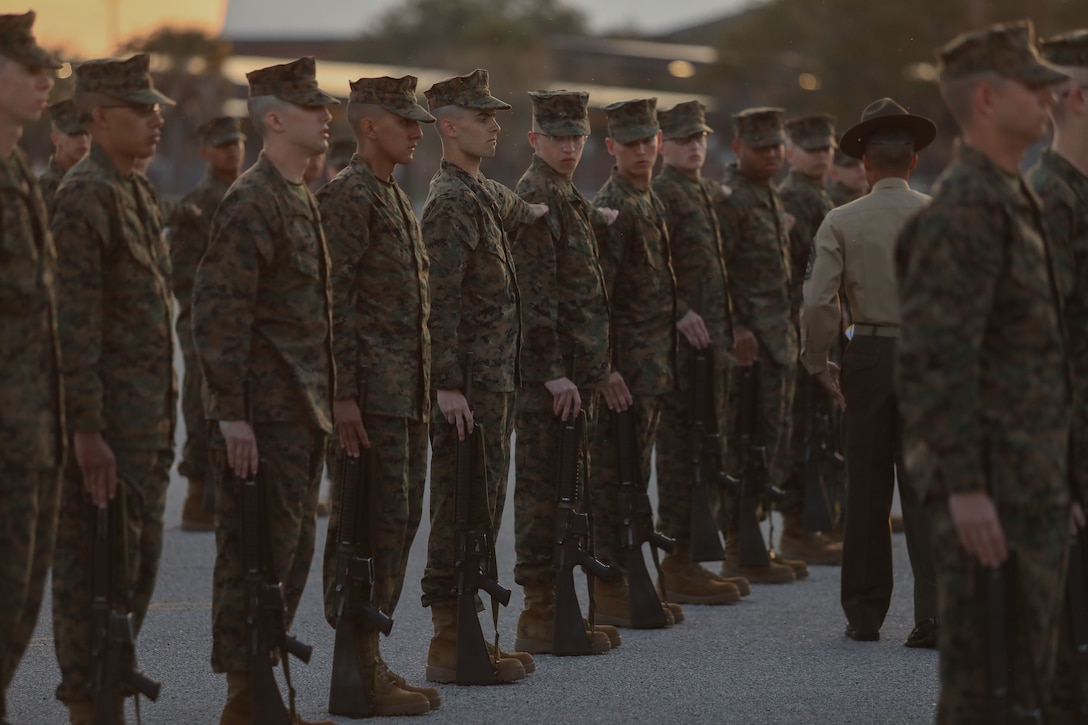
[91,502,162,725]
[453,352,511,684]
[688,343,725,562]
[1066,530,1088,717]
[240,383,312,724]
[614,395,674,629]
[329,366,393,717]
[802,376,840,532]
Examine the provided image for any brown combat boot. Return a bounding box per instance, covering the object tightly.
[585,619,623,648]
[661,545,741,604]
[594,577,681,628]
[67,702,93,725]
[424,606,526,684]
[219,672,336,725]
[720,538,796,585]
[778,513,843,565]
[514,585,610,654]
[358,632,430,716]
[769,550,810,579]
[180,479,214,532]
[377,651,441,710]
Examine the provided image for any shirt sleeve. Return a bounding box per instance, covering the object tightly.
[423,193,472,390]
[801,213,844,374]
[51,178,110,432]
[512,212,564,382]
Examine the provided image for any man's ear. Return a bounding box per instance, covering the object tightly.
[605,136,616,156]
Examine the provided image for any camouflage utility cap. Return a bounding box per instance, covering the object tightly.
[49,99,87,135]
[786,113,837,150]
[734,107,786,148]
[657,100,713,141]
[425,69,510,111]
[834,149,861,167]
[529,90,590,136]
[246,56,339,106]
[603,98,658,144]
[76,54,175,106]
[197,116,244,147]
[0,11,60,69]
[349,75,435,122]
[1041,29,1088,68]
[938,19,1068,85]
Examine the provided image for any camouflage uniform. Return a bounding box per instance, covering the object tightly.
[511,91,611,590]
[168,117,243,493]
[50,54,177,704]
[191,57,338,674]
[896,22,1073,722]
[0,15,64,717]
[318,76,435,622]
[715,110,798,505]
[828,151,866,208]
[588,98,679,573]
[419,73,537,610]
[651,102,735,545]
[777,115,836,520]
[38,99,87,216]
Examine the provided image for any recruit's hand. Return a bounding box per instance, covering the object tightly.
[529,203,549,219]
[732,325,758,367]
[544,377,581,421]
[678,309,711,349]
[219,420,258,479]
[784,212,797,232]
[74,430,116,508]
[948,490,1007,569]
[597,207,619,226]
[333,398,370,458]
[816,362,846,411]
[600,371,633,412]
[437,389,474,441]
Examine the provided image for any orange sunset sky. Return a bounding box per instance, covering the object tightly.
[17,1,226,57]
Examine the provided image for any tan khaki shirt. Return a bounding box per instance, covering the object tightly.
[800,176,929,374]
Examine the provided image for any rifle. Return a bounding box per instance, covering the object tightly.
[1065,527,1088,718]
[613,353,675,629]
[724,361,784,569]
[240,382,314,724]
[801,375,843,532]
[91,499,162,725]
[687,339,725,562]
[454,352,512,684]
[328,366,394,717]
[982,443,1042,724]
[552,357,614,655]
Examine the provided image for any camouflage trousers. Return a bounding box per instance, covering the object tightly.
[176,314,208,482]
[779,363,815,516]
[209,423,325,673]
[421,390,514,609]
[512,385,599,588]
[718,358,794,536]
[322,415,427,623]
[52,448,171,703]
[0,465,60,716]
[588,393,664,573]
[655,362,731,544]
[929,432,1070,723]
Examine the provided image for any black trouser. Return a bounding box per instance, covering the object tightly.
[839,334,937,633]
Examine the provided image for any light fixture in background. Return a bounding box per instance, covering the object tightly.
[56,61,73,80]
[798,72,821,91]
[668,60,696,79]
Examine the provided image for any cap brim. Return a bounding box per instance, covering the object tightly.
[124,88,177,106]
[538,120,591,136]
[22,46,62,70]
[661,122,713,141]
[742,131,786,148]
[794,136,837,151]
[610,124,660,145]
[467,95,512,111]
[282,87,341,106]
[55,121,88,135]
[391,104,436,123]
[1018,58,1070,86]
[207,132,245,146]
[839,114,936,159]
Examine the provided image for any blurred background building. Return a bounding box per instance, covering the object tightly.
[21,0,1088,202]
